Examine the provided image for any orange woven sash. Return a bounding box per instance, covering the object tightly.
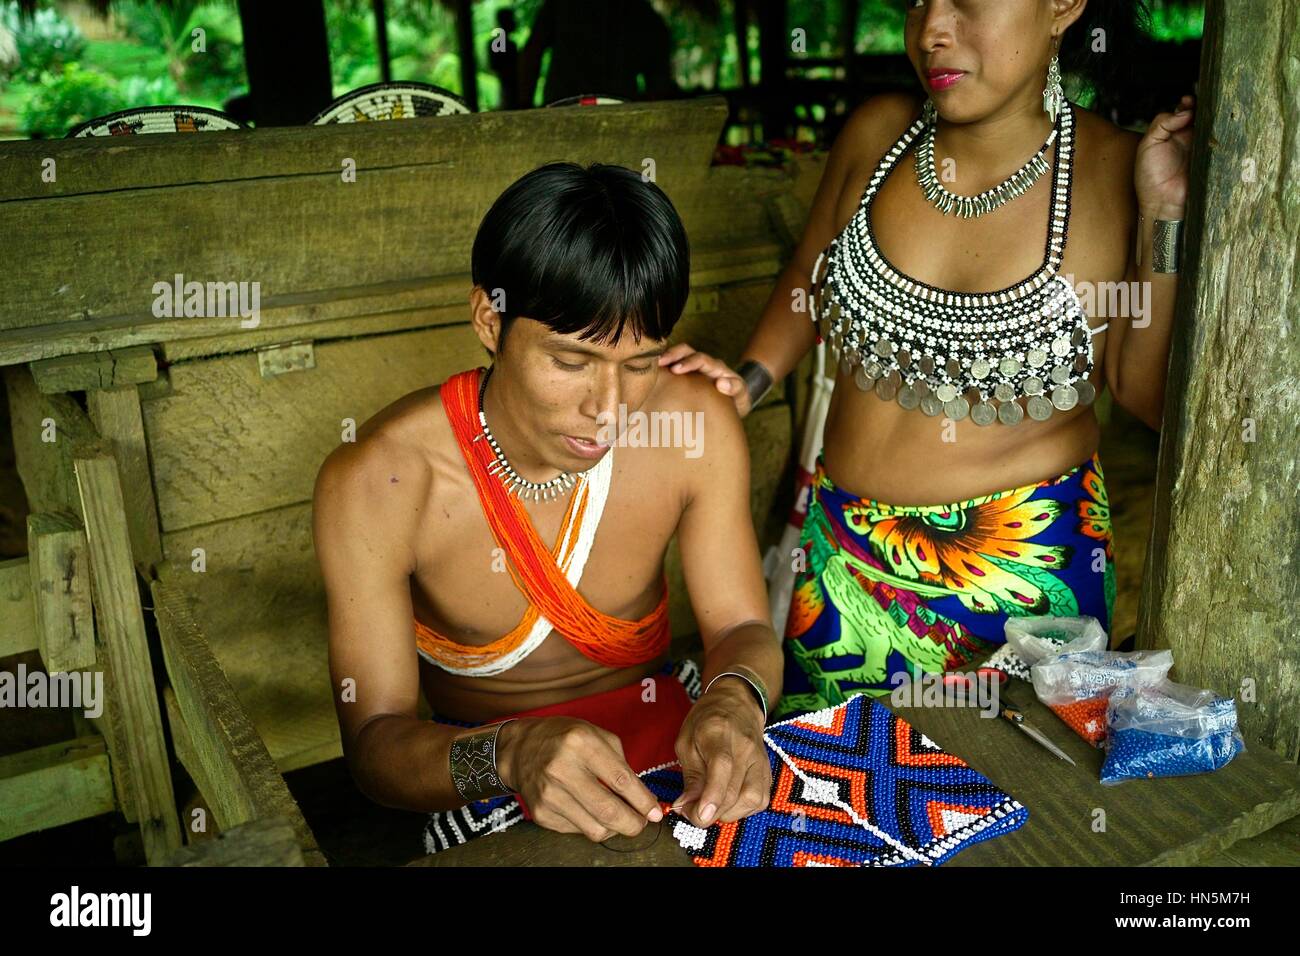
[414,368,670,671]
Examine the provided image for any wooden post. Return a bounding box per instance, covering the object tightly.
[1138,0,1300,761]
[372,0,392,84]
[755,0,790,139]
[735,0,752,89]
[236,0,334,125]
[455,0,479,112]
[72,438,183,861]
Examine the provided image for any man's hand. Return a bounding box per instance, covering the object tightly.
[674,678,771,827]
[494,717,664,842]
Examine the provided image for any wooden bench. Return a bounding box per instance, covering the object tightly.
[0,97,809,862]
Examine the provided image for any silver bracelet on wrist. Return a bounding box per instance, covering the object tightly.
[736,359,775,410]
[704,670,769,725]
[1152,218,1184,274]
[449,717,517,802]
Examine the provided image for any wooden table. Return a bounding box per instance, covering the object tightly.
[410,681,1300,867]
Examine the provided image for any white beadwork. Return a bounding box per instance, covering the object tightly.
[811,104,1097,426]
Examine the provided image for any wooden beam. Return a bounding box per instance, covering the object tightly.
[85,386,165,577]
[26,511,95,672]
[30,346,157,395]
[0,98,749,340]
[2,365,98,513]
[0,240,783,368]
[72,437,182,861]
[0,736,115,842]
[0,557,37,659]
[1137,0,1300,761]
[153,577,326,866]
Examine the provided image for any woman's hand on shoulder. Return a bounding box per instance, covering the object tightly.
[1135,94,1195,219]
[658,343,750,416]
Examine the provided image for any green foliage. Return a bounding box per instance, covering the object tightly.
[1,1,242,138]
[0,0,1204,141]
[1,1,86,79]
[1148,0,1205,43]
[19,61,118,137]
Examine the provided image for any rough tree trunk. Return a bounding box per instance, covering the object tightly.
[1138,0,1300,761]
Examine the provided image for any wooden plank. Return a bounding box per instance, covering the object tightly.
[156,513,339,773]
[0,100,745,333]
[30,347,157,394]
[887,684,1300,866]
[0,242,783,369]
[413,820,692,867]
[417,685,1300,867]
[2,365,99,513]
[0,556,37,658]
[25,511,95,672]
[161,816,307,867]
[71,437,182,861]
[0,98,727,200]
[143,324,487,532]
[0,736,115,841]
[0,385,143,816]
[1137,0,1300,761]
[1217,813,1300,866]
[85,386,164,576]
[153,578,325,866]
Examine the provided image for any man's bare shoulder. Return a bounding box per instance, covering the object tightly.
[638,368,748,468]
[313,384,443,540]
[645,363,740,417]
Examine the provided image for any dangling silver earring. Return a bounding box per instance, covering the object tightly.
[921,99,936,125]
[1043,45,1065,124]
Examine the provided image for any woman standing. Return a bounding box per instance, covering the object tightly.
[661,0,1194,718]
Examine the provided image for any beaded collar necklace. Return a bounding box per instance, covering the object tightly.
[811,103,1104,425]
[476,365,577,501]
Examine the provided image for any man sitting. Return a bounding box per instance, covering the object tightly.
[312,161,782,851]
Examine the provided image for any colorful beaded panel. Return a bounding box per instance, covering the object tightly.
[812,104,1102,425]
[644,695,1028,867]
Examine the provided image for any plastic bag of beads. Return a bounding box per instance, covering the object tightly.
[1029,647,1173,747]
[1004,615,1108,668]
[1100,681,1245,785]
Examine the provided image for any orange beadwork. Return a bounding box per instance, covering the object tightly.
[414,369,671,671]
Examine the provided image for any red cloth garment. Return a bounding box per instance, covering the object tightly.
[490,673,694,819]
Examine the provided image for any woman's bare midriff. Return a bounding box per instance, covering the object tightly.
[819,369,1102,506]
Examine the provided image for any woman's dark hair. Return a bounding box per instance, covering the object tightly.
[471,161,691,354]
[1059,0,1156,117]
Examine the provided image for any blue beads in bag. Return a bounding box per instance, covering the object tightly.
[1100,680,1245,785]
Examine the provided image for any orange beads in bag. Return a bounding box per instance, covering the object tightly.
[1030,642,1173,748]
[1048,697,1111,746]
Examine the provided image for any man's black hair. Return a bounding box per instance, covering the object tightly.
[471,161,690,356]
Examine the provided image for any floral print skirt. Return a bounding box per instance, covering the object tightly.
[775,450,1115,719]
